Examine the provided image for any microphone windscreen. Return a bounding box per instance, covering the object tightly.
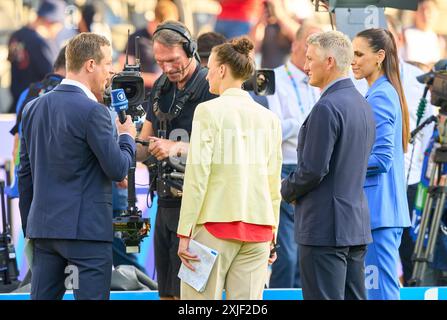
[111,88,128,123]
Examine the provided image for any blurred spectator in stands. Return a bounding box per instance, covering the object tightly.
[403,0,445,66]
[119,0,179,92]
[7,0,65,113]
[214,0,262,39]
[197,31,227,67]
[6,46,66,200]
[72,3,112,46]
[251,0,304,69]
[78,3,96,33]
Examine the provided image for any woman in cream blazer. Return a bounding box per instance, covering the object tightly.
[177,37,282,300]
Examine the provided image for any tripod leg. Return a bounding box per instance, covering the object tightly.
[419,187,446,281]
[427,186,446,262]
[410,165,438,286]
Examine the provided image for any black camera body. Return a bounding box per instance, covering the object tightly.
[104,70,146,122]
[144,154,185,199]
[431,72,447,109]
[112,215,150,254]
[242,69,275,96]
[104,35,146,122]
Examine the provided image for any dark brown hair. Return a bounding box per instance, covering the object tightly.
[212,37,255,81]
[198,32,227,58]
[356,28,410,153]
[66,32,110,72]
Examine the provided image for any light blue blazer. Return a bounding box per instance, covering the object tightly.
[364,75,411,230]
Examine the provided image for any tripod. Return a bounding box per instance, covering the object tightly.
[0,180,19,290]
[112,150,151,254]
[409,109,447,286]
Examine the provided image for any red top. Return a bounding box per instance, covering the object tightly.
[177,221,273,242]
[217,0,262,22]
[204,221,273,242]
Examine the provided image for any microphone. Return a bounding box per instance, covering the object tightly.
[111,88,128,124]
[168,57,194,77]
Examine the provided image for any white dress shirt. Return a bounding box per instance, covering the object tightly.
[403,28,443,65]
[61,78,98,102]
[61,78,133,140]
[267,61,320,164]
[401,61,435,185]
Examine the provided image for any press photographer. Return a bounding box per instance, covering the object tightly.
[135,20,216,300]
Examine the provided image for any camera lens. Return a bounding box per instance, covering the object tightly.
[123,84,136,99]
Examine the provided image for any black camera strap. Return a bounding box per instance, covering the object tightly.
[153,67,208,124]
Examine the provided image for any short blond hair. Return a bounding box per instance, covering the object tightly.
[66,32,110,72]
[307,31,353,73]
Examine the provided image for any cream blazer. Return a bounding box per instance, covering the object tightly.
[177,88,282,239]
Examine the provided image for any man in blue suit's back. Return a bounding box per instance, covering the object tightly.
[281,31,376,300]
[18,33,136,300]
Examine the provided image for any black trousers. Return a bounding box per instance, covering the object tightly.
[399,183,418,286]
[299,244,367,300]
[154,206,182,298]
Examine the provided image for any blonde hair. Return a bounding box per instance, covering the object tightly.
[66,32,110,72]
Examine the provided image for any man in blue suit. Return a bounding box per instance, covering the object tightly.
[281,31,376,300]
[18,33,136,300]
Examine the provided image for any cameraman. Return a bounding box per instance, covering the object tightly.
[136,20,216,299]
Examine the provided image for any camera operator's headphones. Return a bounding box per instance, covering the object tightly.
[152,23,205,124]
[154,23,199,60]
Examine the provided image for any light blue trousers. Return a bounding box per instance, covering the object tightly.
[365,227,403,300]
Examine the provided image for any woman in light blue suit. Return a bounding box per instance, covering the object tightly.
[352,28,411,300]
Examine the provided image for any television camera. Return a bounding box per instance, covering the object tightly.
[103,33,150,254]
[408,60,447,286]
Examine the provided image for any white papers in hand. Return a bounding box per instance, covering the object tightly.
[178,239,218,293]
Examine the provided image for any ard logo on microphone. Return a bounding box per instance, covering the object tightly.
[111,88,128,113]
[117,91,126,102]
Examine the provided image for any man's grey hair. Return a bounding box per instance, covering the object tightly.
[153,20,189,47]
[307,31,354,73]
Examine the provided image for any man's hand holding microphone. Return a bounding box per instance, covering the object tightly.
[116,115,136,139]
[111,88,136,187]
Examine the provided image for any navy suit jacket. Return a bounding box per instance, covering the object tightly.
[18,84,135,242]
[281,78,376,246]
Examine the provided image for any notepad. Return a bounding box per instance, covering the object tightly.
[178,239,218,292]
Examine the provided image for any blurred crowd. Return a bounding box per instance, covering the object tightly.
[0,0,446,113]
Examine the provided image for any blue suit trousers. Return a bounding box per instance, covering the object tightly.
[365,227,403,300]
[31,239,112,300]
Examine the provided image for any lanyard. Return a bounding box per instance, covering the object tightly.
[284,63,317,115]
[284,63,304,114]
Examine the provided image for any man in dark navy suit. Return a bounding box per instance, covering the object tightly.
[281,31,376,300]
[18,32,136,300]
